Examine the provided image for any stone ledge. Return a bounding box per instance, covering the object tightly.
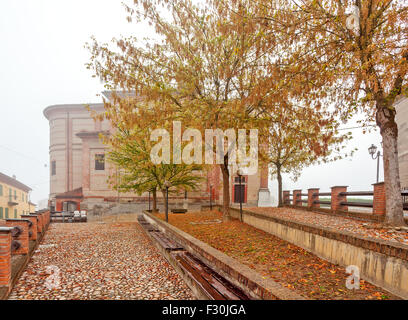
[226,206,408,262]
[285,204,385,222]
[143,211,306,300]
[0,225,48,300]
[220,206,408,299]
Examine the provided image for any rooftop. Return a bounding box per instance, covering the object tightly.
[0,172,32,192]
[43,103,104,120]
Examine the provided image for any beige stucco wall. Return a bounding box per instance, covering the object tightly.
[395,97,408,188]
[44,104,110,200]
[0,182,32,219]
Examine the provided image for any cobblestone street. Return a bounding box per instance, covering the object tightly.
[8,220,195,300]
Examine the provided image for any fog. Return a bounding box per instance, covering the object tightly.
[0,1,383,207]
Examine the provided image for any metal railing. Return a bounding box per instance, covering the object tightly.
[284,187,408,212]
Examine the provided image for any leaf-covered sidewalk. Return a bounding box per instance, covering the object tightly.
[156,211,399,300]
[247,207,408,245]
[8,221,194,300]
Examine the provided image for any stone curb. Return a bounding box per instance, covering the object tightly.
[143,211,306,300]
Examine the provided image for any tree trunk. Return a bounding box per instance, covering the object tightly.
[220,161,231,221]
[152,189,158,213]
[376,105,406,226]
[277,166,283,208]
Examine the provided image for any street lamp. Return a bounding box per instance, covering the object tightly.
[209,185,213,211]
[368,144,382,183]
[163,180,171,222]
[237,168,244,222]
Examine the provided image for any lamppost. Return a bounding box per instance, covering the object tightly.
[209,185,213,211]
[163,180,171,222]
[237,168,244,222]
[368,144,382,183]
[148,191,151,211]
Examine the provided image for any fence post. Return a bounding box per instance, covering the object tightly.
[31,214,43,234]
[308,188,320,209]
[283,191,290,205]
[0,227,12,289]
[373,182,386,216]
[5,220,30,255]
[331,186,348,213]
[21,215,38,241]
[293,190,302,207]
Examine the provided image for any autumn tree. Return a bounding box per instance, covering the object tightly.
[87,0,353,220]
[234,0,408,226]
[259,104,351,207]
[87,0,280,220]
[110,140,203,214]
[93,96,203,214]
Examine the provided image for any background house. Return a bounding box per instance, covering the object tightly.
[0,172,34,219]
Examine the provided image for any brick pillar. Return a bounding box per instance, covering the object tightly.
[0,227,12,289]
[42,213,47,230]
[293,190,302,207]
[283,191,290,205]
[308,188,320,209]
[260,166,269,189]
[21,215,37,241]
[39,214,45,232]
[29,215,41,235]
[331,186,348,212]
[373,182,386,216]
[46,211,51,227]
[32,214,43,234]
[5,220,30,255]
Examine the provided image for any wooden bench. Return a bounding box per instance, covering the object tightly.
[138,216,182,250]
[173,251,251,300]
[171,209,187,214]
[137,216,159,232]
[138,214,251,300]
[149,231,184,252]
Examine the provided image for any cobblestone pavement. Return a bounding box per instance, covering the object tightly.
[8,221,195,300]
[247,207,408,245]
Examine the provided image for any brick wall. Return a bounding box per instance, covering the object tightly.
[32,214,43,234]
[293,190,302,206]
[373,182,386,216]
[5,220,29,255]
[21,215,37,241]
[331,186,348,212]
[0,228,12,288]
[283,191,290,205]
[308,188,320,209]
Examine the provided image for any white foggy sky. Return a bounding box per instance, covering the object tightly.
[0,1,384,207]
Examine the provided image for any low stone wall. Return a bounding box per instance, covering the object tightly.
[82,200,207,221]
[0,211,50,300]
[220,206,408,299]
[142,211,305,300]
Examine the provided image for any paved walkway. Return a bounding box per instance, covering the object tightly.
[8,220,194,300]
[247,207,408,245]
